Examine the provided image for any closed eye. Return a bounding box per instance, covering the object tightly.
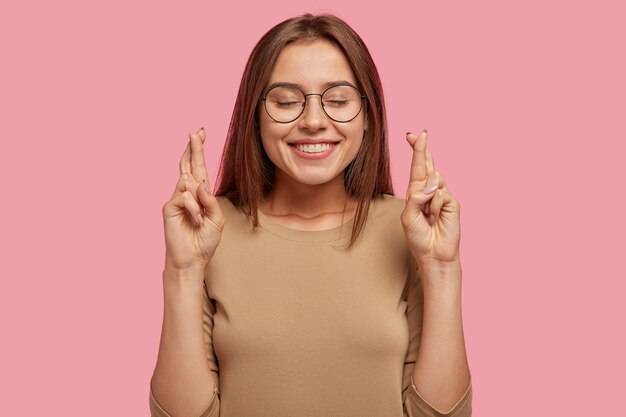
[324,100,349,106]
[275,101,303,107]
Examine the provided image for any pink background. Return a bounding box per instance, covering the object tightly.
[1,0,624,415]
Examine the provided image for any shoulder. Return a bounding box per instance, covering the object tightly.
[375,193,406,209]
[215,195,237,214]
[369,193,406,220]
[358,193,407,242]
[214,196,252,226]
[361,194,413,266]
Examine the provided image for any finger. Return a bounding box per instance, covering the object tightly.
[404,167,438,214]
[405,183,436,213]
[428,188,459,225]
[406,130,428,182]
[179,127,206,176]
[423,170,448,193]
[425,147,434,172]
[172,172,200,201]
[179,141,191,176]
[190,128,209,183]
[428,189,445,225]
[200,174,213,195]
[197,179,225,231]
[422,171,447,215]
[422,171,438,216]
[423,170,441,195]
[167,190,206,226]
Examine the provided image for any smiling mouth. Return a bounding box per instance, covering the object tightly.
[289,142,339,154]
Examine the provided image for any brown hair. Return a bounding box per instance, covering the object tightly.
[215,13,394,248]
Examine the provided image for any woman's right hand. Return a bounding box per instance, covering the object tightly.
[162,128,225,271]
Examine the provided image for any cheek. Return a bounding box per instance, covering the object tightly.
[342,120,366,148]
[259,124,289,163]
[259,134,276,161]
[259,109,286,140]
[260,124,286,145]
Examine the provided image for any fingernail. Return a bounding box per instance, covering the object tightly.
[196,213,204,225]
[200,127,204,132]
[429,214,435,224]
[422,129,428,136]
[203,180,210,194]
[424,204,430,214]
[424,184,437,194]
[406,131,413,136]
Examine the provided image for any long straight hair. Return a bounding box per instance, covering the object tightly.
[215,13,394,248]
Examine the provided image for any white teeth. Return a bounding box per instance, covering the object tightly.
[295,143,333,153]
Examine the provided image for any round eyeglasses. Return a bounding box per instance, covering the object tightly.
[260,84,366,123]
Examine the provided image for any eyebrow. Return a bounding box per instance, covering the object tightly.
[265,80,358,92]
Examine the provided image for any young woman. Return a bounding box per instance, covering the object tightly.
[150,13,472,417]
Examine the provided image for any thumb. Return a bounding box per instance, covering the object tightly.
[197,180,225,231]
[402,192,427,228]
[404,184,436,214]
[403,177,437,227]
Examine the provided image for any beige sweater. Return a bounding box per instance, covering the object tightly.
[150,194,472,417]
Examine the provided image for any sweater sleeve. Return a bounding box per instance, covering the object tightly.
[401,263,473,417]
[149,281,221,417]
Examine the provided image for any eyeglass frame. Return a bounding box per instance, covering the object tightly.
[259,84,367,124]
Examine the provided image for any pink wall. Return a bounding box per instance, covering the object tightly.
[1,0,624,415]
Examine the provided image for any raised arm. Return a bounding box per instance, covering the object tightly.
[401,130,471,413]
[150,128,224,417]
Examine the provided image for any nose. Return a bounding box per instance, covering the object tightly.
[298,94,329,131]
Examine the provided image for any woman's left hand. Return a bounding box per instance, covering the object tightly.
[401,130,461,265]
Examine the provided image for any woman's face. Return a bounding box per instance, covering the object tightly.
[258,39,367,187]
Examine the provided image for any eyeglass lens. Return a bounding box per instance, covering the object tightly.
[264,85,363,123]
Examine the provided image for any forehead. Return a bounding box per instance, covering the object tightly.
[267,39,357,90]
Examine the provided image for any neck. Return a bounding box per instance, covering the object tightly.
[261,171,356,217]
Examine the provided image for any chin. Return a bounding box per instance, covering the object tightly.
[293,175,338,186]
[283,168,345,187]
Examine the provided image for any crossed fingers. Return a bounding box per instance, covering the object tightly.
[405,130,451,224]
[407,130,447,192]
[173,128,211,199]
[179,129,208,180]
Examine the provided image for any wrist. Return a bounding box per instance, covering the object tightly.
[163,264,207,287]
[416,259,462,292]
[416,256,461,274]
